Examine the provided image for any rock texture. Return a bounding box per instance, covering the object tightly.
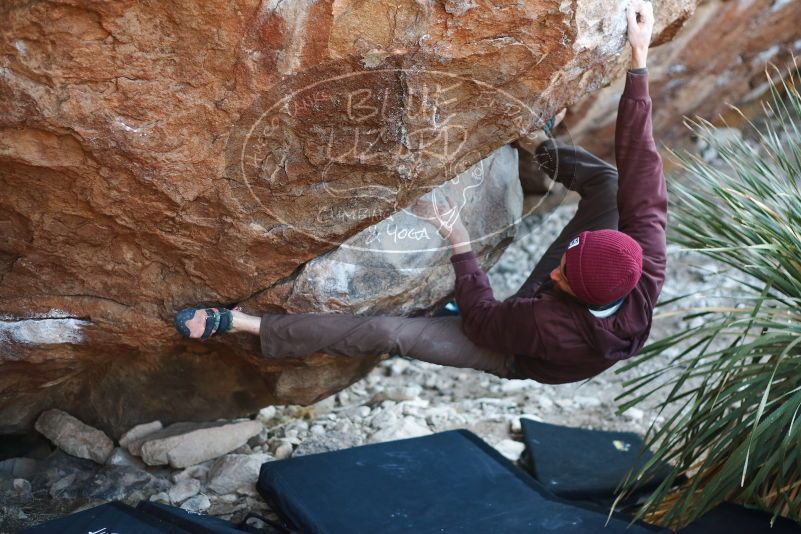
[136,420,262,468]
[0,0,697,437]
[119,421,163,451]
[269,145,522,315]
[207,453,272,495]
[567,0,801,161]
[33,410,114,465]
[169,477,202,504]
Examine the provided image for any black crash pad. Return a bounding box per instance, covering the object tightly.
[136,501,252,533]
[521,418,672,501]
[19,501,188,533]
[258,429,668,534]
[22,500,281,534]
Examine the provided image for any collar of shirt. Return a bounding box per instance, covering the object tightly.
[588,298,624,318]
[541,280,625,318]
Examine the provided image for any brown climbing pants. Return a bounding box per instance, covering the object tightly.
[259,139,620,379]
[260,314,522,378]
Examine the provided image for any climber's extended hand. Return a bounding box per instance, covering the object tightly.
[410,195,472,254]
[627,0,654,69]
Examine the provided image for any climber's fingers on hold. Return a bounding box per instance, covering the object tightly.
[412,195,454,222]
[554,108,567,127]
[627,0,640,26]
[435,193,457,213]
[641,1,654,25]
[410,198,434,219]
[411,199,444,232]
[628,0,654,26]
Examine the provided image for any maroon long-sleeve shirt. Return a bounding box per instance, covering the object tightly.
[449,72,668,384]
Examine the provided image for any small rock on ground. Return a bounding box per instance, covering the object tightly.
[120,421,163,453]
[34,410,113,465]
[494,439,526,461]
[169,478,201,504]
[207,453,272,495]
[139,420,262,468]
[181,494,211,513]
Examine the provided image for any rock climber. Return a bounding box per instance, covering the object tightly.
[175,0,665,384]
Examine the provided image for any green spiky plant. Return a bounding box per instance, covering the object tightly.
[614,59,801,529]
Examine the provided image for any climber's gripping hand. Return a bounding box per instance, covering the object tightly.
[410,195,471,253]
[627,0,654,69]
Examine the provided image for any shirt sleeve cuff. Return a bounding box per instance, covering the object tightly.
[623,70,650,99]
[450,250,482,277]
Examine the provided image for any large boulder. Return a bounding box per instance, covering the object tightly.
[567,0,801,160]
[0,0,697,437]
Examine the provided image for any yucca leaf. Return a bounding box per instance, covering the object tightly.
[615,60,801,528]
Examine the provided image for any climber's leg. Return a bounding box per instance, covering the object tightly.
[230,309,261,334]
[508,138,620,299]
[258,312,522,379]
[175,307,259,339]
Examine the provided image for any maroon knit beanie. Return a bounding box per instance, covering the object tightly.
[563,229,643,306]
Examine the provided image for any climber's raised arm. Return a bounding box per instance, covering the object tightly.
[615,0,667,304]
[628,0,651,70]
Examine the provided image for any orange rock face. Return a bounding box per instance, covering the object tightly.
[567,0,801,161]
[0,0,695,437]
